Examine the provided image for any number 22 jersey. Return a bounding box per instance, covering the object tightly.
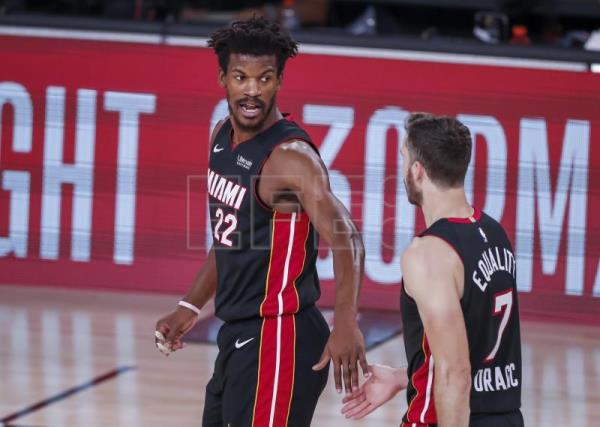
[207,116,321,322]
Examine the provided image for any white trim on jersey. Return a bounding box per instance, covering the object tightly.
[420,355,435,423]
[277,212,296,316]
[269,212,296,427]
[269,314,283,427]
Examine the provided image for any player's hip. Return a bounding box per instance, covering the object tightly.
[216,304,329,351]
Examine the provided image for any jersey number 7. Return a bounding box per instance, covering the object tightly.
[484,288,513,362]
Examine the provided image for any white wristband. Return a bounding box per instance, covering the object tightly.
[178,300,201,316]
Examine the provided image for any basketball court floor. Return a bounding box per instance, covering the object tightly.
[1,285,599,426]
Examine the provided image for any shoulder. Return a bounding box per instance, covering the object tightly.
[402,235,456,268]
[210,117,229,144]
[402,235,462,288]
[265,140,324,174]
[272,139,319,159]
[480,212,504,235]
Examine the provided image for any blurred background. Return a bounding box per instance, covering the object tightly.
[0,1,599,426]
[1,0,600,49]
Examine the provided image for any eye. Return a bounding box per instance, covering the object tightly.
[260,76,270,83]
[234,75,244,81]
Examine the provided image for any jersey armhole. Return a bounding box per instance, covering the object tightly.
[401,279,417,304]
[209,117,229,149]
[420,231,467,301]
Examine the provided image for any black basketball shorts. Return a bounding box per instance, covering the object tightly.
[202,305,330,427]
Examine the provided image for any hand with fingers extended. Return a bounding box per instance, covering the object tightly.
[312,319,368,395]
[154,306,199,356]
[341,364,408,420]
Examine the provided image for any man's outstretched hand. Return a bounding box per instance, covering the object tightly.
[341,364,408,420]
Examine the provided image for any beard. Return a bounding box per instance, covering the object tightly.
[404,170,423,206]
[228,94,276,133]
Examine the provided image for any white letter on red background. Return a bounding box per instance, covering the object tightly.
[458,114,507,222]
[515,118,590,295]
[40,87,97,262]
[104,91,156,265]
[303,104,354,280]
[0,82,32,257]
[205,99,229,250]
[363,107,414,284]
[593,260,600,297]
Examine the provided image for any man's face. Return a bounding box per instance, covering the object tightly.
[401,142,423,206]
[220,53,281,133]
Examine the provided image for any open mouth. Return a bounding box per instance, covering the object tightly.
[239,101,263,119]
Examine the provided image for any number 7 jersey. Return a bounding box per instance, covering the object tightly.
[207,116,321,322]
[400,209,522,424]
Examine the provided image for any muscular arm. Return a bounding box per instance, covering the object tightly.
[402,237,471,427]
[259,140,367,393]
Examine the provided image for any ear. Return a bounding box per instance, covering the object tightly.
[218,69,226,88]
[412,161,425,182]
[275,72,283,92]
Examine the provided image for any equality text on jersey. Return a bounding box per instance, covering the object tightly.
[472,246,516,292]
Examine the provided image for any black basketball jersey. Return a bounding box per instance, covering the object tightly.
[207,116,321,322]
[400,209,522,424]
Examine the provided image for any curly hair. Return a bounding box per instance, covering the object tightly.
[207,16,299,76]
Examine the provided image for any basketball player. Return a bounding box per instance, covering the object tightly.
[340,113,523,427]
[154,17,368,426]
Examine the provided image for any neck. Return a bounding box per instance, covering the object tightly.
[420,184,473,228]
[231,108,283,146]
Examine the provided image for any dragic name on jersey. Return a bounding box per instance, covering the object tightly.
[474,363,519,392]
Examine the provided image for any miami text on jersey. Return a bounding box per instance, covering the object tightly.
[207,168,247,210]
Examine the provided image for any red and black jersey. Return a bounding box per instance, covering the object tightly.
[207,116,321,322]
[400,209,522,425]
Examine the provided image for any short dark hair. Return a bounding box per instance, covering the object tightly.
[405,113,472,188]
[207,17,298,76]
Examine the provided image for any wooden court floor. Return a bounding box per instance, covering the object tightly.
[1,285,599,426]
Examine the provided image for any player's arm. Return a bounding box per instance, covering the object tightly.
[181,246,218,307]
[260,140,368,394]
[155,247,217,355]
[402,237,471,427]
[154,119,226,356]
